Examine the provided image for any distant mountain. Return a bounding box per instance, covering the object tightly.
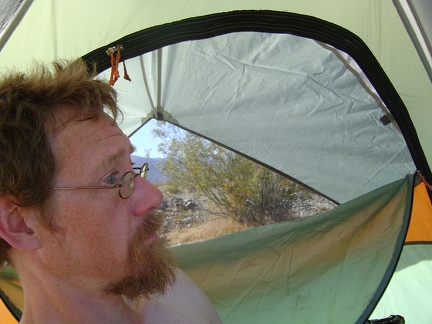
[131,155,170,184]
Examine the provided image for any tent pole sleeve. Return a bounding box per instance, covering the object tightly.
[0,0,34,52]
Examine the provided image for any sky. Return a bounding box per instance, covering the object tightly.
[130,119,165,158]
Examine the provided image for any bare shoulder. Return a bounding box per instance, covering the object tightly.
[144,268,222,323]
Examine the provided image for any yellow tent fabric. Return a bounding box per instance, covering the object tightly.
[405,180,432,243]
[0,300,17,324]
[0,267,22,324]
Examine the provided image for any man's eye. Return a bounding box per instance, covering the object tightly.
[105,174,117,185]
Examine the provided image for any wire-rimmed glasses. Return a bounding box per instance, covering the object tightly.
[51,163,149,199]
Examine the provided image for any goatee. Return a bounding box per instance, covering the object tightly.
[104,210,176,300]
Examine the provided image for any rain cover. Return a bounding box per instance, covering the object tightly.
[173,175,412,323]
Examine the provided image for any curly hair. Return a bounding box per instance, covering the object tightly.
[0,59,120,264]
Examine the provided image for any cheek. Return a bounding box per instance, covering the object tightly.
[51,195,132,256]
[41,198,134,278]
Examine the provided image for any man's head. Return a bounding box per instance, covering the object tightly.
[0,59,117,226]
[0,59,175,299]
[0,59,118,264]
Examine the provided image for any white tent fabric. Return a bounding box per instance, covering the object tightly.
[370,244,432,323]
[102,32,415,203]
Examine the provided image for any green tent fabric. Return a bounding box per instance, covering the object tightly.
[173,175,413,323]
[0,175,413,323]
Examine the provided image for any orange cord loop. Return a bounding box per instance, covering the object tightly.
[106,45,131,85]
[417,170,432,190]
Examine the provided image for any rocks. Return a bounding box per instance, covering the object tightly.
[184,199,199,210]
[166,197,200,211]
[159,192,336,236]
[160,197,204,233]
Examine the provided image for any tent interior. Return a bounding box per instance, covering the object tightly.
[1,1,432,323]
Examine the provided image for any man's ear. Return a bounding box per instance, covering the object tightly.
[0,196,41,250]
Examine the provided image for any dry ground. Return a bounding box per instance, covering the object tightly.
[165,216,249,246]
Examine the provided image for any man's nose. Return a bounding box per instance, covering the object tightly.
[131,176,164,216]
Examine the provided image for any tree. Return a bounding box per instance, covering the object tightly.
[154,122,314,226]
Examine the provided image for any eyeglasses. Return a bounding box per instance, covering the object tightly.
[52,163,149,199]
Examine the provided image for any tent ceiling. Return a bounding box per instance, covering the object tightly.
[0,1,430,180]
[100,31,416,203]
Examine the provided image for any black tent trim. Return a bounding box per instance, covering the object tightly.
[0,287,21,321]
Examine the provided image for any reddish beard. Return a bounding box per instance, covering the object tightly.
[103,210,176,300]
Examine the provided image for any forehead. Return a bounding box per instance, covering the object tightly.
[51,114,132,174]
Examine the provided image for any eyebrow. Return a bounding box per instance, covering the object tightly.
[99,145,136,171]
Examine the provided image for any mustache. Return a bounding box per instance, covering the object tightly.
[135,210,164,240]
[129,210,164,259]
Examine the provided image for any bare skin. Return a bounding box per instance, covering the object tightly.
[0,113,221,323]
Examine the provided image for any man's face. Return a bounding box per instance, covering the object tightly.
[37,113,175,299]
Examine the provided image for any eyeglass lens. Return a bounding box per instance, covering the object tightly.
[140,163,149,179]
[120,163,149,199]
[119,172,134,199]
